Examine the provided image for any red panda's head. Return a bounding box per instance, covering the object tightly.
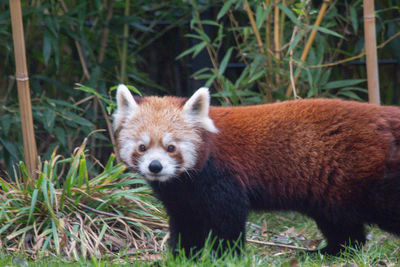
[113,85,218,182]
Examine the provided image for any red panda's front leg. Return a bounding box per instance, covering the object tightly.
[150,160,250,257]
[166,179,250,258]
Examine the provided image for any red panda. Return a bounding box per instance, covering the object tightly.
[113,84,400,256]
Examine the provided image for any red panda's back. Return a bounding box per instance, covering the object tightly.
[208,99,400,205]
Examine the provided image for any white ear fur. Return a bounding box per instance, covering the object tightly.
[113,84,138,130]
[183,87,218,133]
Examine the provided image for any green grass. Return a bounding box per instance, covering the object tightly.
[1,211,400,266]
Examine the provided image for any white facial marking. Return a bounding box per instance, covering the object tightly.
[138,148,177,182]
[118,132,151,167]
[141,133,150,146]
[119,139,136,166]
[162,133,173,147]
[179,141,197,171]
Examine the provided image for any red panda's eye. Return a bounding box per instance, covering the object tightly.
[139,144,146,152]
[167,145,175,153]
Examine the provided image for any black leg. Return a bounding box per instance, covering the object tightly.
[168,214,209,257]
[367,176,400,236]
[315,219,366,255]
[200,178,249,256]
[166,180,249,258]
[150,159,250,258]
[168,210,247,258]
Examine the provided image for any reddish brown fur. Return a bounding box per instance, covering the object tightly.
[204,99,400,207]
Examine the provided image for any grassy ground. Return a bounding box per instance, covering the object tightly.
[1,211,400,266]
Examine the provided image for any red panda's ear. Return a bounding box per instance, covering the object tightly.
[113,84,138,130]
[183,87,218,133]
[116,84,138,110]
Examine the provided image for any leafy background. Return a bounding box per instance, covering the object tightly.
[0,0,399,263]
[0,0,399,172]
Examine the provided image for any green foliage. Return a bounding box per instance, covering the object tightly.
[0,0,400,263]
[178,0,399,105]
[0,0,192,170]
[0,140,166,259]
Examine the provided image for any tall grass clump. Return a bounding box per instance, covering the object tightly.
[0,138,167,260]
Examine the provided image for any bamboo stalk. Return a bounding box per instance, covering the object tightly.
[274,0,280,84]
[285,0,330,97]
[265,0,272,69]
[273,0,280,61]
[245,0,264,53]
[120,0,130,83]
[98,0,115,63]
[9,0,38,177]
[363,0,380,105]
[189,0,229,100]
[263,0,273,100]
[60,0,90,80]
[279,0,286,49]
[92,0,115,158]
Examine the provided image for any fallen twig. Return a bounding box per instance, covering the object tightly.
[247,238,311,251]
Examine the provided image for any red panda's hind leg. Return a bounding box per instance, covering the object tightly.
[367,175,400,236]
[315,219,366,255]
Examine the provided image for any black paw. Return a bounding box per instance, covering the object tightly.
[319,246,342,256]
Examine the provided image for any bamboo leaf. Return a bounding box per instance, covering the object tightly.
[218,47,234,77]
[307,86,318,98]
[75,83,113,105]
[126,85,141,96]
[278,3,300,26]
[319,69,332,86]
[43,31,52,65]
[200,20,221,27]
[322,79,366,89]
[350,5,358,34]
[340,87,368,93]
[194,27,211,43]
[256,5,272,29]
[192,42,208,58]
[205,73,217,88]
[338,90,363,101]
[176,42,206,59]
[183,33,206,40]
[307,25,344,39]
[217,0,235,20]
[0,138,19,161]
[287,31,304,53]
[43,108,56,133]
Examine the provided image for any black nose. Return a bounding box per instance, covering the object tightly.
[149,160,163,174]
